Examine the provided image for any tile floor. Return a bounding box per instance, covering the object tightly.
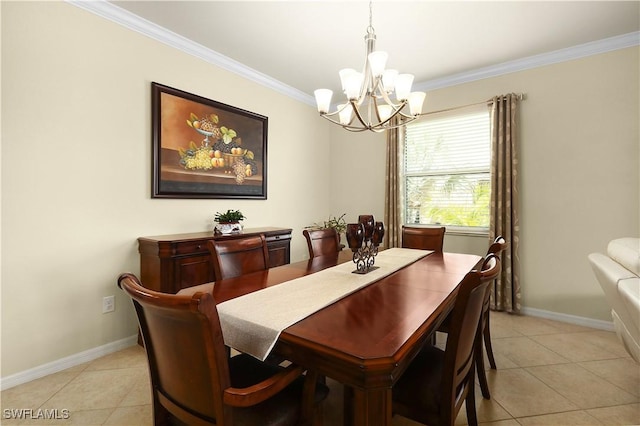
[2,312,639,425]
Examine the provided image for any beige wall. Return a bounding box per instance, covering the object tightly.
[1,2,332,377]
[334,47,640,322]
[427,47,639,321]
[328,128,386,222]
[2,1,639,381]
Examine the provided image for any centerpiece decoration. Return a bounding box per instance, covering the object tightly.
[214,209,245,234]
[346,215,385,274]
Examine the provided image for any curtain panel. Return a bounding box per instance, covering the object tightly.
[384,96,522,313]
[489,94,522,313]
[384,122,403,248]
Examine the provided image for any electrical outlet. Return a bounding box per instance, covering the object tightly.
[103,295,115,313]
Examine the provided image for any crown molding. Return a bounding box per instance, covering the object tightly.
[67,0,313,105]
[68,1,638,104]
[414,31,640,92]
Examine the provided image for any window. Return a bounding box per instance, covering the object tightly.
[402,105,491,233]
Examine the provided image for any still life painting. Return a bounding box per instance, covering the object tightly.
[152,82,268,199]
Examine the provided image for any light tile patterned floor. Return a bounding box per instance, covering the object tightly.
[2,312,638,425]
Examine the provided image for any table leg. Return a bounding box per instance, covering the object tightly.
[343,385,392,426]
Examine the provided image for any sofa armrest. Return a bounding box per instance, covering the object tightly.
[619,278,640,325]
[608,238,640,276]
[588,253,636,319]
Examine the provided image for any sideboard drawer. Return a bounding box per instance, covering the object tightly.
[265,233,292,243]
[174,240,208,255]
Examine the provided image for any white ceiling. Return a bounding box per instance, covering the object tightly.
[108,1,639,98]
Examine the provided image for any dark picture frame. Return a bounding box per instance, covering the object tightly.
[151,82,268,199]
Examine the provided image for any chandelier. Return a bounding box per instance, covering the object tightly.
[313,2,426,133]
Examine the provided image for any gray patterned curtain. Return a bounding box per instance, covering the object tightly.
[489,94,521,313]
[384,123,403,248]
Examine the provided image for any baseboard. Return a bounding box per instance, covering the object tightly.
[521,307,615,332]
[1,308,614,391]
[0,334,138,391]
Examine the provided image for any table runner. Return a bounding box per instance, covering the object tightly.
[217,248,432,360]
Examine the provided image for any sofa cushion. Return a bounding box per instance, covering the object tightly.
[608,238,640,276]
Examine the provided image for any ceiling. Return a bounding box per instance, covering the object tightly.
[109,1,639,99]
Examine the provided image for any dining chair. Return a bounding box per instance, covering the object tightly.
[392,254,501,426]
[302,228,341,258]
[480,235,509,366]
[436,236,509,400]
[118,273,328,426]
[478,236,508,380]
[208,234,270,280]
[401,225,446,252]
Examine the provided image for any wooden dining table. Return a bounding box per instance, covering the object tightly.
[179,249,482,426]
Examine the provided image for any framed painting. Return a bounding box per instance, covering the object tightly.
[151,82,268,199]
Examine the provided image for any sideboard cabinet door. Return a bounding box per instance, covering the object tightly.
[138,227,292,293]
[265,233,292,267]
[174,254,213,291]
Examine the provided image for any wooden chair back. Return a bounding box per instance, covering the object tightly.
[483,236,508,320]
[118,273,234,425]
[208,234,270,280]
[487,235,508,258]
[392,254,501,425]
[442,254,501,424]
[118,273,323,426]
[302,228,340,258]
[401,226,446,252]
[480,235,509,374]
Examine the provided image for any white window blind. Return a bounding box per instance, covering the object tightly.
[403,105,491,231]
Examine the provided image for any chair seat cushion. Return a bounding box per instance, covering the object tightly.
[393,346,444,422]
[230,354,329,426]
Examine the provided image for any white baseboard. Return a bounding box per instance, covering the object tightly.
[0,334,138,391]
[1,308,615,391]
[521,307,615,332]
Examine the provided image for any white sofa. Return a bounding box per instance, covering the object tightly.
[588,238,640,363]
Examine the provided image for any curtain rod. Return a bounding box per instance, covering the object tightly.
[419,92,526,117]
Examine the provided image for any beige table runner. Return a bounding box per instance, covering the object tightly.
[217,248,432,360]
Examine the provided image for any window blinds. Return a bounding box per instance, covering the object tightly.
[403,106,491,229]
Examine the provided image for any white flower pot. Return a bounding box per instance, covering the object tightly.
[215,222,243,234]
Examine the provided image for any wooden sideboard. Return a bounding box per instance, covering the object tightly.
[138,227,292,294]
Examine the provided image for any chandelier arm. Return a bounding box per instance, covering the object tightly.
[372,95,415,128]
[320,108,356,127]
[351,99,373,129]
[380,115,418,131]
[320,110,417,132]
[385,106,409,124]
[394,114,420,127]
[372,95,383,123]
[377,85,403,108]
[376,99,401,128]
[394,109,417,120]
[320,114,372,132]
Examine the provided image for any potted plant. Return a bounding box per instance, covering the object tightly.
[307,213,347,243]
[214,209,246,234]
[322,213,347,236]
